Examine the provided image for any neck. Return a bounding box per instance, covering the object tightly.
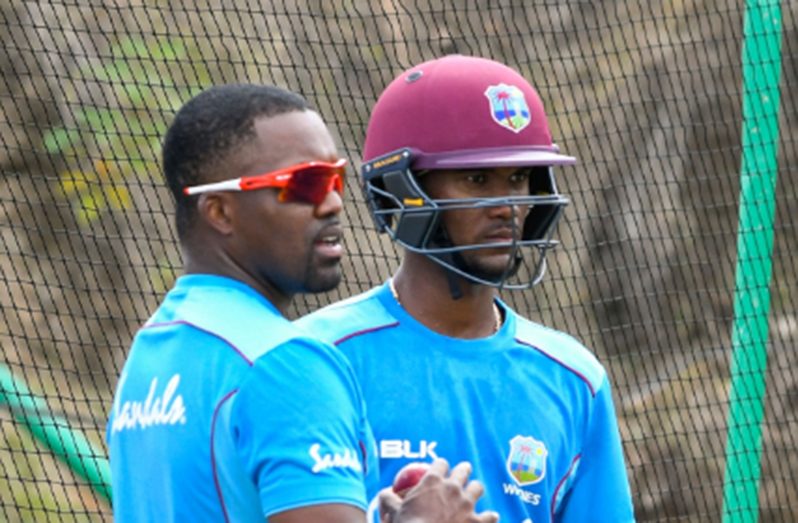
[183,247,293,315]
[391,256,501,339]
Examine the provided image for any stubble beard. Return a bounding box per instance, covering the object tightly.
[458,248,521,284]
[302,256,342,294]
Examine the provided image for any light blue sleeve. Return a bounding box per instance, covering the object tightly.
[232,337,371,517]
[557,375,635,522]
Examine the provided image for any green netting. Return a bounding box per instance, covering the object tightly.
[0,1,796,521]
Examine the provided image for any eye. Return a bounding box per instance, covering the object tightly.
[465,172,488,185]
[509,169,531,185]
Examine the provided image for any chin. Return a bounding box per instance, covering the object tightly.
[304,270,342,294]
[467,254,516,275]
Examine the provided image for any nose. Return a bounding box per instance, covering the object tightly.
[488,199,530,231]
[314,187,343,218]
[489,199,515,220]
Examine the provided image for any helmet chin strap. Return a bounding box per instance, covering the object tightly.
[429,226,465,300]
[426,225,464,299]
[445,261,464,300]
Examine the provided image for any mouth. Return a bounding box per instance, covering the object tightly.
[314,226,344,259]
[483,227,517,245]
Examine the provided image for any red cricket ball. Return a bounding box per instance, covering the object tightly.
[391,462,431,497]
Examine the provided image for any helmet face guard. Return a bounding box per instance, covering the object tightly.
[362,148,569,289]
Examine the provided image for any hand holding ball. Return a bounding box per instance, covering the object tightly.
[381,459,497,523]
[392,462,431,497]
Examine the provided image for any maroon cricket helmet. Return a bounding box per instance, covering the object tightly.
[360,55,574,290]
[363,54,576,169]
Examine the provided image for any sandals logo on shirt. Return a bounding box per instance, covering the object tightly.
[507,435,548,485]
[309,443,363,473]
[484,84,531,133]
[110,373,187,434]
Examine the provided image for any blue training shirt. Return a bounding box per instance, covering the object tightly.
[296,281,634,523]
[108,274,379,522]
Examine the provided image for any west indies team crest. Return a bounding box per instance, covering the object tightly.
[484,83,531,133]
[507,435,548,485]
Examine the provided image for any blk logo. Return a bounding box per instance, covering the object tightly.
[379,439,439,460]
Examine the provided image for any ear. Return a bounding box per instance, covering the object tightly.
[197,192,236,235]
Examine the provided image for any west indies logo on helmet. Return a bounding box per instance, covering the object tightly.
[485,83,531,133]
[361,55,576,292]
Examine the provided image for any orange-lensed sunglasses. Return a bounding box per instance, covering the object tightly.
[183,158,346,205]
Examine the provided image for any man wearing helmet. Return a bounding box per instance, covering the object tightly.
[297,55,635,522]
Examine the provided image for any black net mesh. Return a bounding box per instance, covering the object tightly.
[0,1,796,521]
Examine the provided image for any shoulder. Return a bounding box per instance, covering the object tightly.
[148,275,306,364]
[296,285,397,344]
[235,333,365,419]
[262,333,355,377]
[513,314,607,396]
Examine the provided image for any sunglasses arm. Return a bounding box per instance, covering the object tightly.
[184,178,244,195]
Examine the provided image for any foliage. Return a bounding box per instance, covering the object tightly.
[148,257,178,295]
[0,421,105,522]
[41,36,209,226]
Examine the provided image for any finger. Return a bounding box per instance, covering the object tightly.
[463,478,485,501]
[447,460,473,486]
[426,457,451,478]
[378,487,401,522]
[474,510,500,523]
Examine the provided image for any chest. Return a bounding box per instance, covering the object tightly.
[342,337,591,521]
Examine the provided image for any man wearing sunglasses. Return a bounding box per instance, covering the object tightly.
[297,55,635,522]
[107,83,497,523]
